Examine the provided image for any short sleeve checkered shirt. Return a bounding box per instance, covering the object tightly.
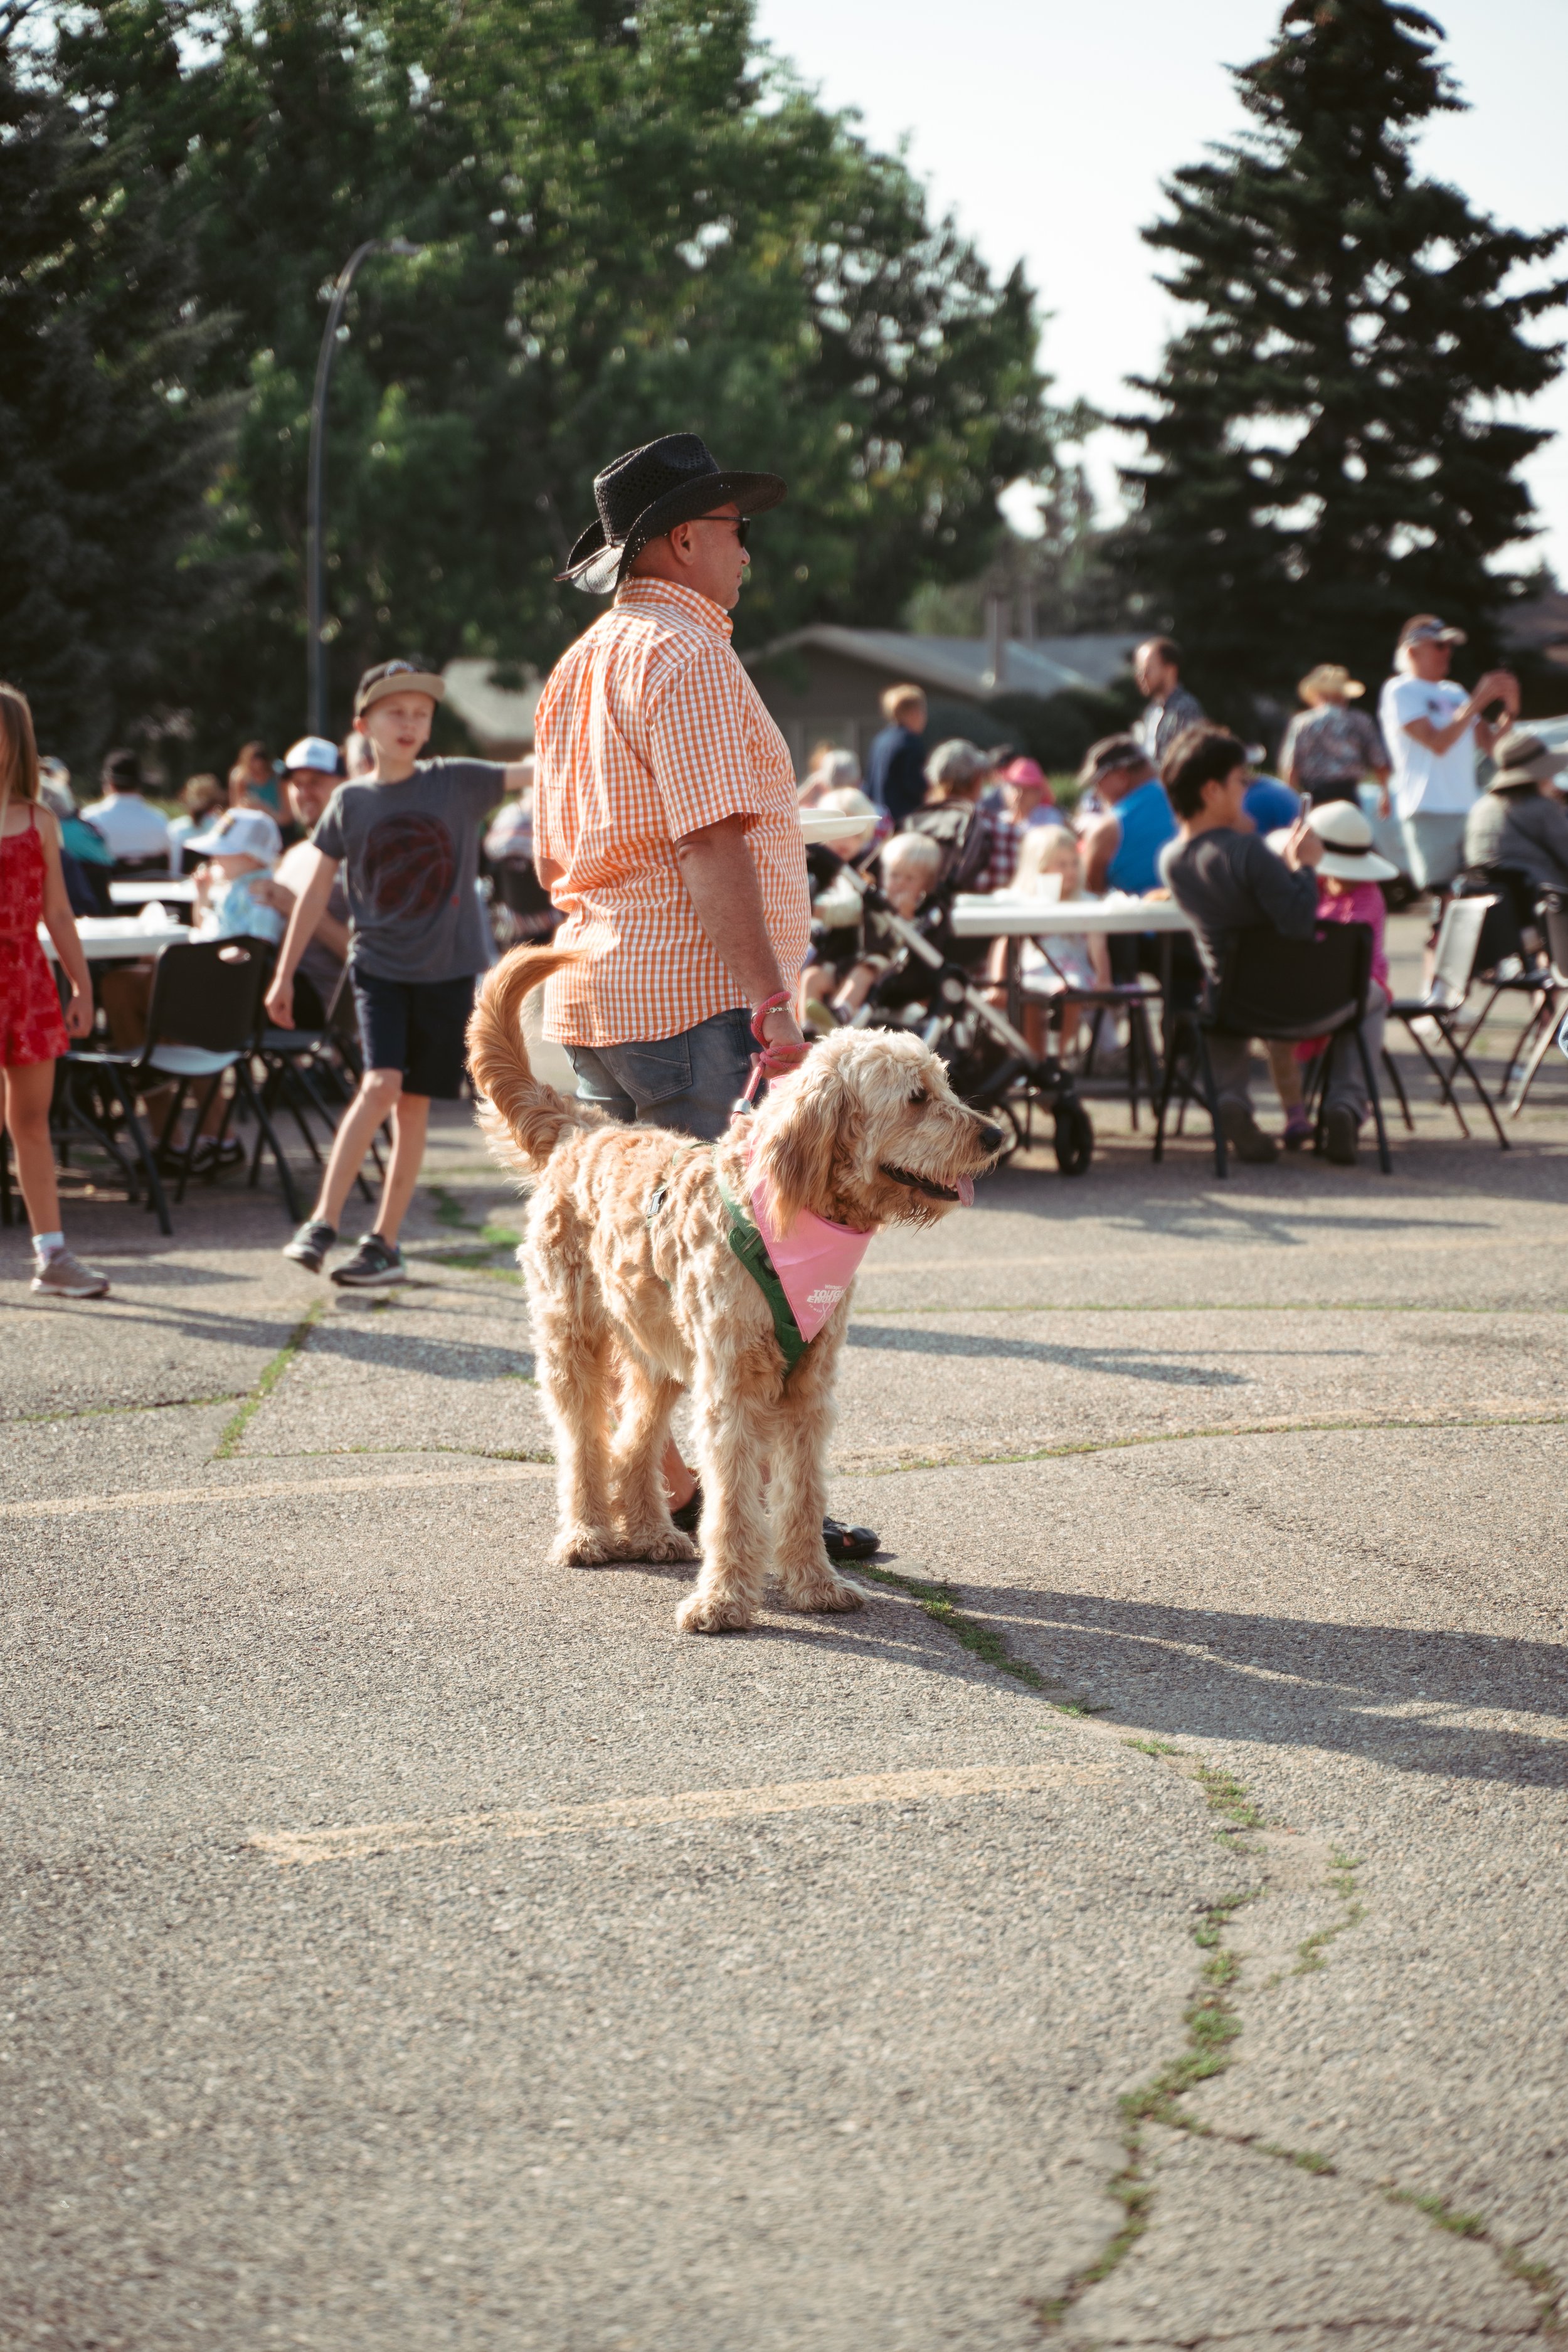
[532,579,810,1046]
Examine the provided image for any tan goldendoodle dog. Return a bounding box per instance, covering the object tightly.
[467,945,1004,1633]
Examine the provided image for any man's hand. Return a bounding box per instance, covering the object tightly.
[264,975,295,1030]
[1473,669,1519,716]
[756,1001,806,1070]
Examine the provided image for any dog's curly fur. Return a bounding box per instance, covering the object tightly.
[467,945,1003,1633]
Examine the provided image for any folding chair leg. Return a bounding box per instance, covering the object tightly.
[1353,1029,1392,1174]
[1152,1018,1181,1162]
[236,1066,305,1219]
[110,1068,173,1235]
[1507,1006,1563,1118]
[1195,1032,1227,1178]
[1402,1020,1470,1138]
[1380,1049,1414,1133]
[1439,1020,1511,1152]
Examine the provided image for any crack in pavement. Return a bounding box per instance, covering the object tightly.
[859,1572,1565,2341]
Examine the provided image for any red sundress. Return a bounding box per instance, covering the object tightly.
[1,806,70,1067]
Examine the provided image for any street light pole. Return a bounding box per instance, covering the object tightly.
[305,236,421,736]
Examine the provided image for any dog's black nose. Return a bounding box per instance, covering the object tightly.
[977,1122,1004,1153]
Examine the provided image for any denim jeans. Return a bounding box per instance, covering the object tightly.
[564,1007,755,1143]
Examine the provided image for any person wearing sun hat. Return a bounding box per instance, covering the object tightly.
[1378,615,1519,891]
[1269,799,1400,1165]
[1462,727,1568,894]
[1279,664,1391,811]
[529,432,877,1565]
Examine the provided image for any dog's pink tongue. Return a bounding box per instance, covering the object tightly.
[958,1174,975,1206]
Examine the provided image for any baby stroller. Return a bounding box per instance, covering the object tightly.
[832,806,1094,1175]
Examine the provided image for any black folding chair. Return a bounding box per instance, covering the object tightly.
[1027,948,1162,1130]
[254,965,383,1204]
[66,938,303,1230]
[1155,922,1389,1177]
[1382,895,1509,1149]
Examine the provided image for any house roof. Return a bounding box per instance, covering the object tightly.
[742,625,1140,701]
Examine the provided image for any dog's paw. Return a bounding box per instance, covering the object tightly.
[778,1567,867,1614]
[549,1523,618,1569]
[675,1586,757,1636]
[617,1524,701,1565]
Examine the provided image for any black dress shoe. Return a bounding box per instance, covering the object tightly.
[822,1517,880,1561]
[667,1485,879,1560]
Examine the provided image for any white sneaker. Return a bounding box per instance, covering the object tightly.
[30,1249,111,1299]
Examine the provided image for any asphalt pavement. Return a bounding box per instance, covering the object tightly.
[4,960,1567,2349]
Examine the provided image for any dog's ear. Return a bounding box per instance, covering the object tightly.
[756,1055,841,1233]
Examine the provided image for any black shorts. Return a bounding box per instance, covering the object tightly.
[349,967,476,1099]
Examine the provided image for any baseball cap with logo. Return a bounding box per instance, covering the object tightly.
[184,808,281,862]
[283,735,343,776]
[354,659,447,718]
[1397,614,1468,649]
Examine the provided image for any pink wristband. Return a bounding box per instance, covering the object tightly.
[750,991,792,1044]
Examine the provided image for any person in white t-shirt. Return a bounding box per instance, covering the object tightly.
[1377,615,1518,891]
[81,748,172,866]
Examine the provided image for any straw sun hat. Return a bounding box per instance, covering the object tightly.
[1298,663,1365,704]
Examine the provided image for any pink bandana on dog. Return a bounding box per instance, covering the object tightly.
[749,1175,874,1343]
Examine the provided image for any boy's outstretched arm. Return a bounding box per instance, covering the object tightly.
[264,847,337,1029]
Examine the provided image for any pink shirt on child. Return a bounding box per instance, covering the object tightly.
[1316,879,1389,993]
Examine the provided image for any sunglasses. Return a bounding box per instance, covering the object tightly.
[692,514,750,547]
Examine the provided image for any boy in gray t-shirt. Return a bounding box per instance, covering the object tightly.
[265,659,531,1288]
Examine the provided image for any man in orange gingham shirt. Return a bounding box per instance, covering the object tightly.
[532,436,879,1563]
[533,433,810,1141]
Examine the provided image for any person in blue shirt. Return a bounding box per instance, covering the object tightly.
[864,684,929,827]
[1078,735,1179,896]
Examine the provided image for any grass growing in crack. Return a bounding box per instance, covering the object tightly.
[1295,1850,1365,1974]
[1393,2189,1486,2238]
[1193,1761,1266,1836]
[856,1564,1100,1714]
[423,1185,519,1255]
[1033,1834,1263,2333]
[212,1303,323,1458]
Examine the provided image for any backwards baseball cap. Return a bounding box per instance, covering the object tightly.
[1076,733,1149,790]
[283,735,343,776]
[354,659,447,718]
[1398,613,1468,649]
[185,808,280,861]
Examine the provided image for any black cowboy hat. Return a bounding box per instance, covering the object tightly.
[556,432,787,595]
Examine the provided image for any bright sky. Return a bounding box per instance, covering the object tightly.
[753,0,1568,577]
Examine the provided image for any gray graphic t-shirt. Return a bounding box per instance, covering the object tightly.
[311,758,506,983]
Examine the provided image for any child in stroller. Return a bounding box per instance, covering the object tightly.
[816,798,1095,1173]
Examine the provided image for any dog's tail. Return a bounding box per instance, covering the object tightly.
[467,945,594,1176]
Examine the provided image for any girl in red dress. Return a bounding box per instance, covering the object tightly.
[1,682,109,1297]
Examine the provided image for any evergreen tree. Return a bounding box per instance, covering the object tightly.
[1118,0,1567,724]
[0,9,233,770]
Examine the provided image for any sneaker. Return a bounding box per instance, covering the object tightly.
[31,1249,110,1300]
[1282,1108,1313,1151]
[1324,1105,1360,1166]
[668,1485,880,1560]
[330,1233,406,1289]
[283,1219,337,1274]
[1218,1103,1279,1165]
